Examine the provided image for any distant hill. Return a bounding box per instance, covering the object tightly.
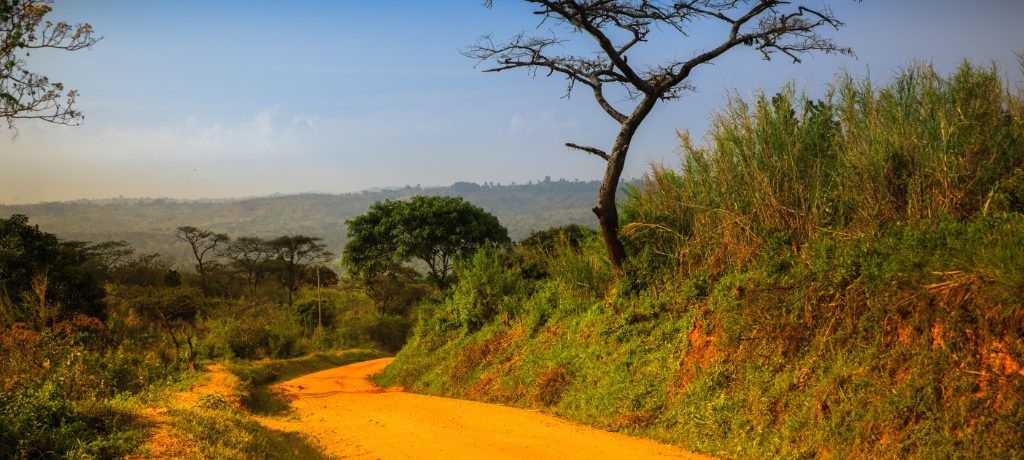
[1,179,608,268]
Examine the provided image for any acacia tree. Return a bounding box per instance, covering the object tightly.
[220,236,273,301]
[269,235,332,309]
[1,0,99,132]
[175,226,228,297]
[466,0,853,272]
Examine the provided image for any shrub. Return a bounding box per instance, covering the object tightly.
[448,247,531,330]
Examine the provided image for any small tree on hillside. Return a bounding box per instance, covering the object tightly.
[220,236,272,301]
[268,235,332,309]
[466,0,853,272]
[132,286,203,371]
[175,226,228,297]
[344,196,510,291]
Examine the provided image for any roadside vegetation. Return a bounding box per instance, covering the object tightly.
[0,210,420,457]
[378,61,1024,458]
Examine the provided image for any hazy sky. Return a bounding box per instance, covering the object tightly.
[2,1,1022,204]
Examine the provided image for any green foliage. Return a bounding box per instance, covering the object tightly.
[357,267,431,316]
[168,406,328,460]
[0,382,140,459]
[519,223,596,254]
[622,62,1024,275]
[0,214,107,326]
[200,302,307,360]
[344,195,511,289]
[516,224,598,279]
[447,247,530,331]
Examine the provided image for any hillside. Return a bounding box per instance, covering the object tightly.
[0,179,605,267]
[377,62,1024,458]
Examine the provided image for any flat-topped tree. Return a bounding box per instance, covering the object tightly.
[466,0,854,272]
[220,236,273,301]
[269,235,332,309]
[175,226,229,296]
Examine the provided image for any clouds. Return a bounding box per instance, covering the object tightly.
[14,105,322,162]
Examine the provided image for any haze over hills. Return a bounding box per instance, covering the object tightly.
[0,179,608,268]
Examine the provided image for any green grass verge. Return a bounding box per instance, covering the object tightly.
[379,215,1024,459]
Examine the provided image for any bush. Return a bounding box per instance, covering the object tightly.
[448,247,531,330]
[0,381,137,459]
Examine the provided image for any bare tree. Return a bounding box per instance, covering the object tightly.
[466,0,854,272]
[1,0,100,133]
[175,226,229,296]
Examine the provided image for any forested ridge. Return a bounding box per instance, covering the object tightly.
[0,179,604,267]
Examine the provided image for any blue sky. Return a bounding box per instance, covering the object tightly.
[2,0,1023,203]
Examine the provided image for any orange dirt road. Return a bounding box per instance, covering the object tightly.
[259,357,708,459]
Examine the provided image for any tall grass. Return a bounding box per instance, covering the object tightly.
[623,61,1024,273]
[383,60,1024,459]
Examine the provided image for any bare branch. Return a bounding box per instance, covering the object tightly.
[566,142,610,161]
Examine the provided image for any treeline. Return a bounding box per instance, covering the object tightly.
[379,61,1024,458]
[0,179,605,268]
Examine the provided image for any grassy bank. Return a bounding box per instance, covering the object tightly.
[378,61,1024,458]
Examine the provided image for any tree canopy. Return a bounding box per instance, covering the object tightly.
[175,226,229,296]
[1,0,99,132]
[268,235,332,308]
[0,214,105,326]
[343,196,510,290]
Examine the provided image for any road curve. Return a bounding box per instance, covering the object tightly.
[257,357,708,459]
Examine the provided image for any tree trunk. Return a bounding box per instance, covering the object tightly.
[595,96,658,273]
[197,260,209,297]
[185,333,197,371]
[316,266,322,330]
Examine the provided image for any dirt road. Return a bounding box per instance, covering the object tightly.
[258,357,706,459]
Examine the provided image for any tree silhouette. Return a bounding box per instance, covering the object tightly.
[269,235,331,309]
[220,236,273,301]
[1,0,99,133]
[175,226,228,297]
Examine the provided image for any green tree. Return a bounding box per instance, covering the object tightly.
[1,0,99,132]
[466,0,852,272]
[344,196,510,290]
[127,285,204,371]
[0,214,105,326]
